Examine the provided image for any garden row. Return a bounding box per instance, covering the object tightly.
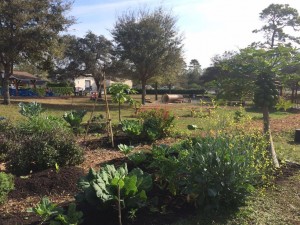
[0,102,275,225]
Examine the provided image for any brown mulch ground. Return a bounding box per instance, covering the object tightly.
[0,113,300,225]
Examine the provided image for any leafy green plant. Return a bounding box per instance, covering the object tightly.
[0,172,14,204]
[128,151,148,166]
[50,203,83,225]
[275,97,293,111]
[27,197,63,223]
[139,109,175,141]
[234,106,246,122]
[55,163,60,173]
[118,144,134,155]
[109,83,137,122]
[77,164,152,224]
[149,131,273,209]
[28,197,83,225]
[19,101,45,118]
[63,110,87,134]
[121,119,142,137]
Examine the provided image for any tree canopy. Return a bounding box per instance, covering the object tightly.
[53,32,113,92]
[111,6,184,104]
[253,3,300,48]
[0,0,74,104]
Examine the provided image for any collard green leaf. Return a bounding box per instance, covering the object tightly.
[124,175,138,196]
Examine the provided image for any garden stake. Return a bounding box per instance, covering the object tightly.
[103,75,114,147]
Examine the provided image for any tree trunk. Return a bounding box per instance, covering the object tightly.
[118,99,121,122]
[141,79,146,105]
[155,82,158,101]
[2,65,11,105]
[291,88,295,103]
[262,106,280,168]
[295,84,298,103]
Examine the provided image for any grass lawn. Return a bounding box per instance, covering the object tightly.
[0,95,299,225]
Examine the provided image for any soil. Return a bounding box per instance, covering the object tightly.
[0,113,300,225]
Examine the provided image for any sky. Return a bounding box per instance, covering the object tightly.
[67,0,300,68]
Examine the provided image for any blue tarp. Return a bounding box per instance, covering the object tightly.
[9,88,38,96]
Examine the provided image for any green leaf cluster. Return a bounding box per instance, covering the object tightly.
[4,117,84,175]
[275,96,293,111]
[28,197,83,225]
[121,120,143,137]
[139,109,175,141]
[63,110,87,133]
[77,164,152,210]
[27,197,63,223]
[118,144,134,155]
[0,172,14,205]
[19,102,45,118]
[121,109,175,142]
[149,132,273,209]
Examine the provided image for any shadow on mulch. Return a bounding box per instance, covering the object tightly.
[84,135,150,150]
[10,166,85,199]
[275,161,300,183]
[0,166,85,225]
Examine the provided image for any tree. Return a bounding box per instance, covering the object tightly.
[186,59,202,89]
[53,32,113,96]
[253,3,300,48]
[201,51,255,101]
[0,0,74,104]
[108,83,136,122]
[111,6,183,104]
[224,46,297,167]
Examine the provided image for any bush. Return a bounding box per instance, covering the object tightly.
[149,131,273,209]
[6,116,84,175]
[0,172,14,204]
[0,119,17,161]
[139,109,175,141]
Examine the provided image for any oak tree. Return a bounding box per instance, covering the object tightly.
[111,6,183,104]
[0,0,74,104]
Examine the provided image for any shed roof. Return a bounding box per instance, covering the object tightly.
[10,71,40,81]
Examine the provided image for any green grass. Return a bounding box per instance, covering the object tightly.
[274,130,300,164]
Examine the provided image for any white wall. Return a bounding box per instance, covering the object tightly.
[74,76,133,91]
[74,76,97,91]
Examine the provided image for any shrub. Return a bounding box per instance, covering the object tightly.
[0,172,14,204]
[6,116,84,175]
[139,109,175,141]
[149,131,273,209]
[0,119,17,161]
